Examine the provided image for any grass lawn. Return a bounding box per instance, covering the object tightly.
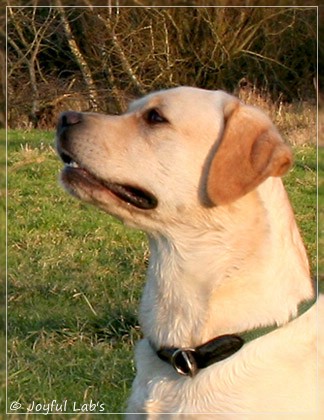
[0,129,6,415]
[319,147,324,285]
[4,129,317,416]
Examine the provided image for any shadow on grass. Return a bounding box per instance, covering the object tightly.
[9,308,141,349]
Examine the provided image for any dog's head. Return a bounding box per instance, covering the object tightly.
[56,87,292,231]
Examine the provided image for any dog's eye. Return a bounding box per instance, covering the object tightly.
[146,109,167,124]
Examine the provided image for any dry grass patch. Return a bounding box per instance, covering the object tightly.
[237,86,316,145]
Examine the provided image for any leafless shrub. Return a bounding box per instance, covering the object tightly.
[6,3,317,129]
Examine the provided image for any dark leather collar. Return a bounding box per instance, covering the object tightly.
[156,334,244,377]
[154,298,316,377]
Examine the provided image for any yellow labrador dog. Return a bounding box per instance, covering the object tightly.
[56,87,323,418]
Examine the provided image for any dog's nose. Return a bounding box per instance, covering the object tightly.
[56,112,83,159]
[58,111,83,129]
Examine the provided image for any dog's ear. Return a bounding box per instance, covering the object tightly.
[207,103,292,205]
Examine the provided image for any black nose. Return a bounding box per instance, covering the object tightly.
[56,112,83,161]
[58,111,83,129]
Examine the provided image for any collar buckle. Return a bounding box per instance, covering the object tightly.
[171,348,198,377]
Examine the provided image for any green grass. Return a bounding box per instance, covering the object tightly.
[0,129,6,415]
[284,145,317,273]
[6,131,146,415]
[319,147,324,288]
[5,130,317,415]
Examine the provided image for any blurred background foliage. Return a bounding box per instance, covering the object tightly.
[3,1,320,130]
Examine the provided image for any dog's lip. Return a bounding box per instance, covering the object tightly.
[59,154,158,210]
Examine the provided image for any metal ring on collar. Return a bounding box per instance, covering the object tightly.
[170,348,198,377]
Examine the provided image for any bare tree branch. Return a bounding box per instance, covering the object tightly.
[55,0,99,110]
[97,11,145,96]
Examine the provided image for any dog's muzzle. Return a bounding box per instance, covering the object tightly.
[56,111,159,210]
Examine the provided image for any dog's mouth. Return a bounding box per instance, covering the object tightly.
[59,151,158,210]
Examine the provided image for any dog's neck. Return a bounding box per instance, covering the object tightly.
[140,177,314,348]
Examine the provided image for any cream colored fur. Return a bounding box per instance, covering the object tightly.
[57,87,322,419]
